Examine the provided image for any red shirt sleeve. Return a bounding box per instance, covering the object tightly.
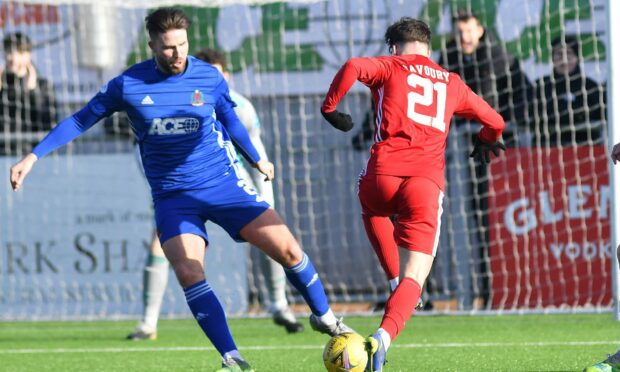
[452,73,506,143]
[322,57,389,112]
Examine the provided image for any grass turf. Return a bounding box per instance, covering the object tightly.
[1,313,619,371]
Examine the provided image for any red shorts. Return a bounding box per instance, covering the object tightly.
[358,174,444,255]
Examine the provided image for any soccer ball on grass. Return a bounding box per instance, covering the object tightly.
[323,332,368,372]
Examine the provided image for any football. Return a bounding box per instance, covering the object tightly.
[323,332,368,372]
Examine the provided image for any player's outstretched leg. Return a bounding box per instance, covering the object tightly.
[242,155,304,333]
[128,231,168,341]
[240,208,354,337]
[284,253,353,336]
[583,349,620,372]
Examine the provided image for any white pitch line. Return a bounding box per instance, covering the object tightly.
[1,341,619,354]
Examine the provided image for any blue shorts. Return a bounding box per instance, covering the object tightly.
[154,171,271,245]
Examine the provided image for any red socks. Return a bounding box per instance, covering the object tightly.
[380,277,421,340]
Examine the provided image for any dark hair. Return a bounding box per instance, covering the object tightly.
[145,8,191,38]
[195,48,228,72]
[3,32,32,52]
[551,35,580,57]
[453,8,480,24]
[384,17,431,47]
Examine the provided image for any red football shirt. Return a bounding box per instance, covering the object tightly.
[322,54,505,190]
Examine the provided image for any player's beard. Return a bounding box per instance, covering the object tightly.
[156,55,186,75]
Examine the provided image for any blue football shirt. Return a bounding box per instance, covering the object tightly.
[33,56,261,200]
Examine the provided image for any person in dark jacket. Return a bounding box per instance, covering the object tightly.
[532,35,606,147]
[439,9,532,131]
[436,9,533,308]
[0,32,56,156]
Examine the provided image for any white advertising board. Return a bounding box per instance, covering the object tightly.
[0,153,248,320]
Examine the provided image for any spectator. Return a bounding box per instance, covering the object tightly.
[439,9,532,132]
[0,32,56,156]
[436,9,532,308]
[532,35,606,147]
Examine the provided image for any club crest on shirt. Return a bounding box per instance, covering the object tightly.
[191,89,205,106]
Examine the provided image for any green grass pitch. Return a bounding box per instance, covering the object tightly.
[1,313,618,371]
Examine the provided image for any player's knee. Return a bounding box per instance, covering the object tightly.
[402,261,432,286]
[277,238,303,267]
[403,271,428,287]
[172,262,205,288]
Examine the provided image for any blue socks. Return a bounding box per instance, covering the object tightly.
[185,255,330,357]
[284,253,329,316]
[184,280,237,356]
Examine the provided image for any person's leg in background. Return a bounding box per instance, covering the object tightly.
[127,230,169,340]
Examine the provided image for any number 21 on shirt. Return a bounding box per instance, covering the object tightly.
[407,74,447,132]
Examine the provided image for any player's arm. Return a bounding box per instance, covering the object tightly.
[453,74,506,163]
[215,80,273,180]
[321,57,388,132]
[10,77,124,191]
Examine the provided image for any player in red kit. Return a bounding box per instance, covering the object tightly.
[321,18,506,371]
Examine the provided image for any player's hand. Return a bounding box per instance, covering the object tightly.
[255,160,275,181]
[469,136,506,164]
[10,153,38,191]
[321,109,354,132]
[611,142,620,164]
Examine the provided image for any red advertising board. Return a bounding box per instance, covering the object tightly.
[488,146,612,309]
[0,2,59,27]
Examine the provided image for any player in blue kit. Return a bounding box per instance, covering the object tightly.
[9,8,351,372]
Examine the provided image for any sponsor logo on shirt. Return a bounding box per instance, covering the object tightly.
[191,89,205,106]
[148,117,200,135]
[141,95,154,105]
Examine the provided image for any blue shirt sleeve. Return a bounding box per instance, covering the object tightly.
[33,76,124,158]
[214,79,261,164]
